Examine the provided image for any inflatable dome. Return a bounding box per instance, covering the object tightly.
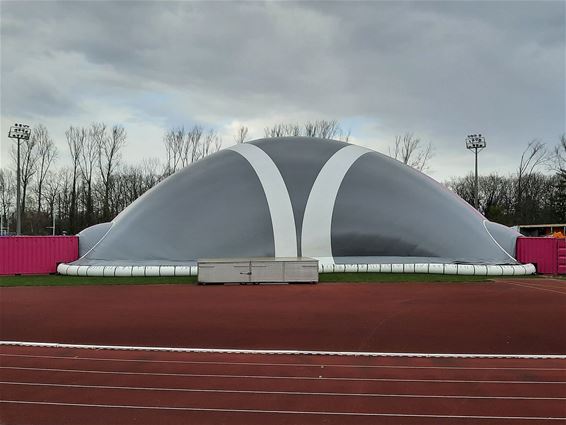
[59,137,533,276]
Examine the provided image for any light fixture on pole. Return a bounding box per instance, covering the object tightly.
[465,133,486,210]
[8,123,31,235]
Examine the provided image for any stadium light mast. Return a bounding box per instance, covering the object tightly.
[8,123,31,235]
[465,134,486,210]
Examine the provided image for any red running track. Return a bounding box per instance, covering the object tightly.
[1,345,565,424]
[1,279,565,354]
[1,279,565,424]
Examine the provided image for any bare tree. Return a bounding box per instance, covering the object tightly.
[445,173,475,206]
[389,133,434,172]
[79,123,104,226]
[164,127,186,175]
[99,124,126,221]
[0,169,15,233]
[518,140,548,178]
[550,134,566,173]
[184,126,203,167]
[480,174,513,218]
[32,124,57,214]
[516,140,548,222]
[550,134,566,222]
[201,129,222,157]
[65,126,85,233]
[234,125,249,144]
[264,120,349,141]
[139,158,163,191]
[163,125,223,176]
[44,170,61,231]
[304,119,349,141]
[264,123,300,138]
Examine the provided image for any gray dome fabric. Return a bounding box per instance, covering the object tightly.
[76,222,112,257]
[73,137,520,267]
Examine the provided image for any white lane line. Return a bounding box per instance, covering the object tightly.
[1,400,565,420]
[2,366,565,385]
[503,281,566,296]
[2,381,564,401]
[2,341,565,360]
[1,353,563,371]
[301,144,371,260]
[228,143,297,257]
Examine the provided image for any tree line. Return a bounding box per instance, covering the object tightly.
[0,120,563,235]
[446,137,566,225]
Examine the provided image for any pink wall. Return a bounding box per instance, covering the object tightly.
[558,239,566,275]
[516,237,566,275]
[0,236,79,275]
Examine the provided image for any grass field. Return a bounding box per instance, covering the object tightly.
[0,272,524,287]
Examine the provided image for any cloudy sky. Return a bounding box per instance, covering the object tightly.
[1,0,564,181]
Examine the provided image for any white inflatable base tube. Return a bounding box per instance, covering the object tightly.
[57,263,536,277]
[318,262,535,276]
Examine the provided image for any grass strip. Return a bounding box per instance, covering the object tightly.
[0,275,198,287]
[1,272,549,287]
[0,272,495,287]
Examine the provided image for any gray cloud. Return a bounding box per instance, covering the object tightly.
[1,0,564,179]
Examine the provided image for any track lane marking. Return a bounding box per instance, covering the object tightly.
[1,381,565,401]
[1,400,564,420]
[2,341,565,359]
[503,281,566,296]
[1,353,563,371]
[510,281,566,290]
[2,366,565,384]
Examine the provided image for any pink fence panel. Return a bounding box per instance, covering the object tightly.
[0,236,79,275]
[558,239,566,275]
[516,237,565,275]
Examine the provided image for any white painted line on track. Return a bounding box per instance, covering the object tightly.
[1,400,565,420]
[3,366,565,384]
[2,381,564,401]
[508,278,566,286]
[503,281,566,296]
[1,353,563,371]
[2,341,565,360]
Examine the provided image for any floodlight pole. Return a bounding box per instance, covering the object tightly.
[8,124,31,235]
[465,134,486,211]
[16,137,21,235]
[473,146,479,209]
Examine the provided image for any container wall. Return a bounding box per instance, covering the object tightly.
[0,236,79,275]
[558,239,566,275]
[516,237,562,274]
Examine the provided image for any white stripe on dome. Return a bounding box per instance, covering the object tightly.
[482,220,517,262]
[301,145,372,261]
[228,144,298,257]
